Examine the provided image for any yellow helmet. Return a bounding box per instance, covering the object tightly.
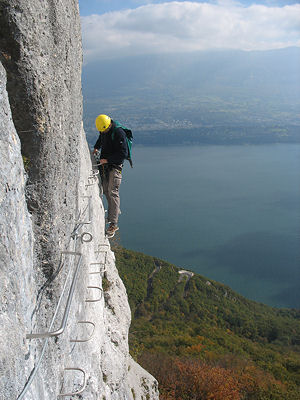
[95,114,112,132]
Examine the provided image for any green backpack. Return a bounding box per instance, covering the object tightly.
[112,120,133,167]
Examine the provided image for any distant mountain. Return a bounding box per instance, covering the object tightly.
[113,246,300,399]
[82,48,300,146]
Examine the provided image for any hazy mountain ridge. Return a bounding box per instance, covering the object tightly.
[82,48,300,146]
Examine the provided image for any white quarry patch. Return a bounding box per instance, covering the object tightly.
[178,270,194,283]
[178,270,194,277]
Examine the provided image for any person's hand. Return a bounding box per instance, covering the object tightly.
[100,159,108,165]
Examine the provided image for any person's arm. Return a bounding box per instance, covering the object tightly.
[93,135,102,154]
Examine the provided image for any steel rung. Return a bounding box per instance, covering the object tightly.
[59,368,87,397]
[26,252,82,339]
[85,286,103,303]
[70,321,96,343]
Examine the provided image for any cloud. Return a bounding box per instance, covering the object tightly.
[81,1,300,63]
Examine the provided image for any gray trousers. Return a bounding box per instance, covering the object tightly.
[100,166,122,225]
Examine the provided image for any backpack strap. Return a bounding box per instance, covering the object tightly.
[111,121,133,167]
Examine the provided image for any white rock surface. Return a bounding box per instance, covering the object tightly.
[0,60,35,400]
[0,0,159,398]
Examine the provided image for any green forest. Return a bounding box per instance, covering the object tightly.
[110,246,300,399]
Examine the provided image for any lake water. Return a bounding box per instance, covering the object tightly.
[114,144,300,308]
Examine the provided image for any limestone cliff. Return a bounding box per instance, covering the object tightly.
[0,1,158,399]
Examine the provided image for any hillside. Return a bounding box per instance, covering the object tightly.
[113,246,300,399]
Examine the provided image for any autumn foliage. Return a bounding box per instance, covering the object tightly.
[139,352,289,400]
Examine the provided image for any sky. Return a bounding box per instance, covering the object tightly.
[79,0,300,63]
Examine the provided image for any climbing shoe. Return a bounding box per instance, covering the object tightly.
[106,223,119,238]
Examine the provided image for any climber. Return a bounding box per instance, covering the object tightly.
[93,114,128,239]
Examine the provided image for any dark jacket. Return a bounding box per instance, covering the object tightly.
[94,120,128,165]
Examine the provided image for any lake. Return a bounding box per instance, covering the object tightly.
[114,144,300,308]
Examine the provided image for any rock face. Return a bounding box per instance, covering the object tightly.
[0,1,158,399]
[0,0,83,274]
[0,60,35,400]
